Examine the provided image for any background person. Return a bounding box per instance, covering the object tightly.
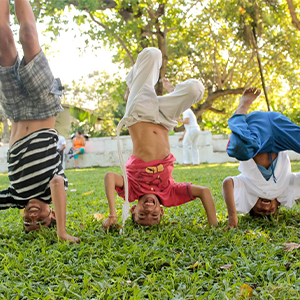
[177,108,201,166]
[69,130,86,169]
[57,133,66,169]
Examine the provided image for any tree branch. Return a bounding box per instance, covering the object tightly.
[88,12,135,65]
[286,0,300,30]
[194,87,244,117]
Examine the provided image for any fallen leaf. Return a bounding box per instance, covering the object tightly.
[126,280,132,284]
[239,284,253,298]
[220,264,233,270]
[82,190,94,196]
[80,223,84,230]
[283,242,300,252]
[187,261,199,269]
[94,213,105,221]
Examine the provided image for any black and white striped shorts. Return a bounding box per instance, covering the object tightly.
[0,129,68,209]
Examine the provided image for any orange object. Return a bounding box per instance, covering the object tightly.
[73,137,85,150]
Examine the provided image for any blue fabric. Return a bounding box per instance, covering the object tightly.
[227,111,300,161]
[256,156,278,181]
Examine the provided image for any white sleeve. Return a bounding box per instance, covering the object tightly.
[285,173,300,207]
[232,175,259,214]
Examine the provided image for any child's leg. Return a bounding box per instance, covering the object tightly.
[124,47,162,123]
[157,79,205,131]
[226,87,263,161]
[183,131,192,164]
[190,128,200,165]
[14,0,41,64]
[0,0,17,67]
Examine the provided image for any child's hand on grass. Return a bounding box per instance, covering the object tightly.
[225,215,238,229]
[102,215,118,229]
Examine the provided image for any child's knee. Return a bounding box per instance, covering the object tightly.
[139,47,162,64]
[19,24,38,47]
[185,79,205,101]
[227,142,253,161]
[0,27,14,48]
[50,174,64,187]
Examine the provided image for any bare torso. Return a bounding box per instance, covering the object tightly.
[253,152,278,169]
[10,117,56,147]
[129,122,170,162]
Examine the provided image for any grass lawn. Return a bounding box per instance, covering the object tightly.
[0,162,300,299]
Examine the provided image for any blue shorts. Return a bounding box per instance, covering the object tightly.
[227,111,300,161]
[0,50,63,122]
[74,148,85,159]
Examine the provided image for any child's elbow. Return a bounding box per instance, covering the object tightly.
[50,174,64,188]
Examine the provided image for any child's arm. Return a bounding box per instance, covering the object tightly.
[190,185,218,226]
[50,175,80,243]
[102,172,124,229]
[222,177,238,228]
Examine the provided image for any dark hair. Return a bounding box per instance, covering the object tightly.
[76,130,83,135]
[131,213,137,224]
[24,217,57,233]
[249,209,276,219]
[249,208,255,217]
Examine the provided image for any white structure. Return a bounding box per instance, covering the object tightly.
[1,131,300,172]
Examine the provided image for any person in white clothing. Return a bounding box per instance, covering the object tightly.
[57,134,66,169]
[223,87,300,228]
[177,108,200,166]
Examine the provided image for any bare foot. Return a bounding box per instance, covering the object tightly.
[124,87,130,102]
[162,77,175,93]
[235,87,261,115]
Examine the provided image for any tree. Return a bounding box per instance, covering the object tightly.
[286,0,300,30]
[21,0,300,134]
[62,71,127,136]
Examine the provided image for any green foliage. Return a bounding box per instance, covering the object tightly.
[63,71,127,137]
[17,0,300,134]
[1,162,300,298]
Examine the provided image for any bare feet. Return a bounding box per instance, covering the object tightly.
[124,87,130,102]
[162,77,175,93]
[235,87,261,115]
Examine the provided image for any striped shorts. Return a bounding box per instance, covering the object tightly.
[0,129,68,210]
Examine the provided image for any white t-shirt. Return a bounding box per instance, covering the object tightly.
[57,135,66,151]
[230,151,300,213]
[182,108,198,130]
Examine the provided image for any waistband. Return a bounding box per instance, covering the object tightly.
[9,128,58,152]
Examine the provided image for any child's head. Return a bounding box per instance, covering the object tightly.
[23,199,56,232]
[130,194,164,226]
[250,198,280,217]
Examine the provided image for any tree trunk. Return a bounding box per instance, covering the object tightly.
[2,116,10,143]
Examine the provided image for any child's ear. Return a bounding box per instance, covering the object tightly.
[130,205,136,214]
[160,207,164,216]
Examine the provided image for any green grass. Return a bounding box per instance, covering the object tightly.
[1,162,300,299]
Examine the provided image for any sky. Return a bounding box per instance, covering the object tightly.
[12,10,126,86]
